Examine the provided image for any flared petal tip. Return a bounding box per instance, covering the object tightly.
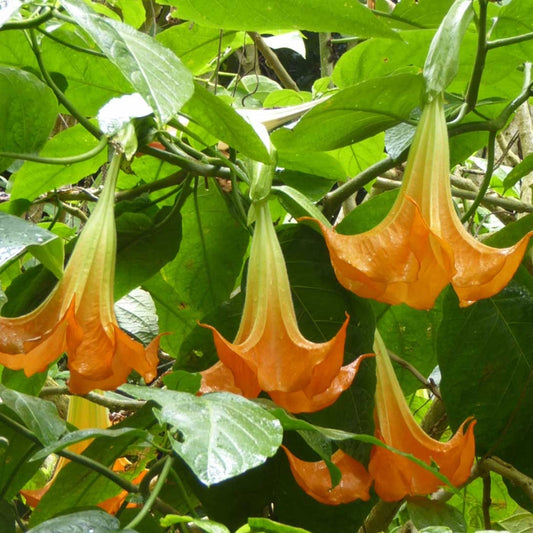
[282,446,372,505]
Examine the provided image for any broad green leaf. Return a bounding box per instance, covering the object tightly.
[0,409,44,500]
[162,370,201,393]
[115,288,159,344]
[10,124,107,202]
[491,0,533,37]
[271,74,424,152]
[0,384,67,445]
[157,25,245,76]
[407,497,467,533]
[27,510,124,533]
[503,153,533,191]
[392,0,456,28]
[144,183,249,358]
[30,427,148,462]
[97,93,153,137]
[115,202,183,300]
[163,0,399,40]
[114,0,146,28]
[499,510,533,533]
[121,385,283,485]
[423,0,474,95]
[0,66,57,172]
[161,514,230,533]
[59,0,194,123]
[277,151,346,181]
[0,500,15,533]
[29,406,154,526]
[438,281,533,467]
[182,83,270,163]
[0,30,37,70]
[41,31,134,117]
[333,30,434,89]
[0,212,63,278]
[246,517,312,533]
[263,89,312,108]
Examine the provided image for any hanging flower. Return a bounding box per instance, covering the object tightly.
[21,395,147,513]
[282,446,372,505]
[200,199,368,413]
[368,331,476,502]
[0,153,160,394]
[313,95,531,309]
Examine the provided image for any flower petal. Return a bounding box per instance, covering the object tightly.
[269,353,374,413]
[311,197,455,311]
[199,360,248,396]
[282,446,372,505]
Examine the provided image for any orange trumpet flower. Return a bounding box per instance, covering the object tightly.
[368,331,476,502]
[314,94,531,309]
[22,395,146,514]
[0,153,159,394]
[282,445,372,505]
[201,199,367,413]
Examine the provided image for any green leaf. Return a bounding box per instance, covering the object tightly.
[114,0,146,29]
[0,212,63,278]
[498,509,533,533]
[162,370,201,393]
[121,385,283,485]
[438,281,533,468]
[41,30,134,117]
[58,0,194,123]
[30,427,148,462]
[407,497,467,533]
[423,0,474,95]
[97,93,153,137]
[144,183,249,358]
[115,202,183,300]
[161,515,230,533]
[0,66,57,172]
[247,517,312,533]
[163,0,399,40]
[27,510,124,533]
[0,384,67,445]
[391,0,456,28]
[271,74,424,152]
[182,83,270,163]
[29,406,154,526]
[271,185,330,226]
[503,153,533,191]
[157,25,245,76]
[9,123,107,202]
[0,500,15,533]
[115,288,159,344]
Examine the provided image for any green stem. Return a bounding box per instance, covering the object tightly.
[0,7,53,31]
[37,27,107,57]
[28,29,103,139]
[321,155,402,219]
[169,468,199,518]
[0,136,108,165]
[487,31,533,50]
[125,456,174,530]
[461,130,496,223]
[464,0,488,112]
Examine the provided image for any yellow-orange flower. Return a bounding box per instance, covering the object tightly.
[282,446,372,505]
[22,395,147,513]
[314,94,531,309]
[368,331,476,502]
[0,153,159,394]
[200,199,367,413]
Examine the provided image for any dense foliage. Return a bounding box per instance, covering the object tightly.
[1,0,533,532]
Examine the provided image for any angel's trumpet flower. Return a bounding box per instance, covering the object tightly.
[314,95,531,309]
[368,332,476,501]
[0,153,160,393]
[201,200,368,413]
[282,446,372,505]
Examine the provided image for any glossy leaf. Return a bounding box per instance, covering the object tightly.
[0,384,67,445]
[9,124,107,202]
[27,510,125,533]
[0,213,63,279]
[161,515,230,533]
[503,153,533,191]
[59,0,194,123]
[115,288,159,344]
[271,74,424,152]
[121,385,283,485]
[164,0,398,40]
[182,83,270,163]
[0,66,57,173]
